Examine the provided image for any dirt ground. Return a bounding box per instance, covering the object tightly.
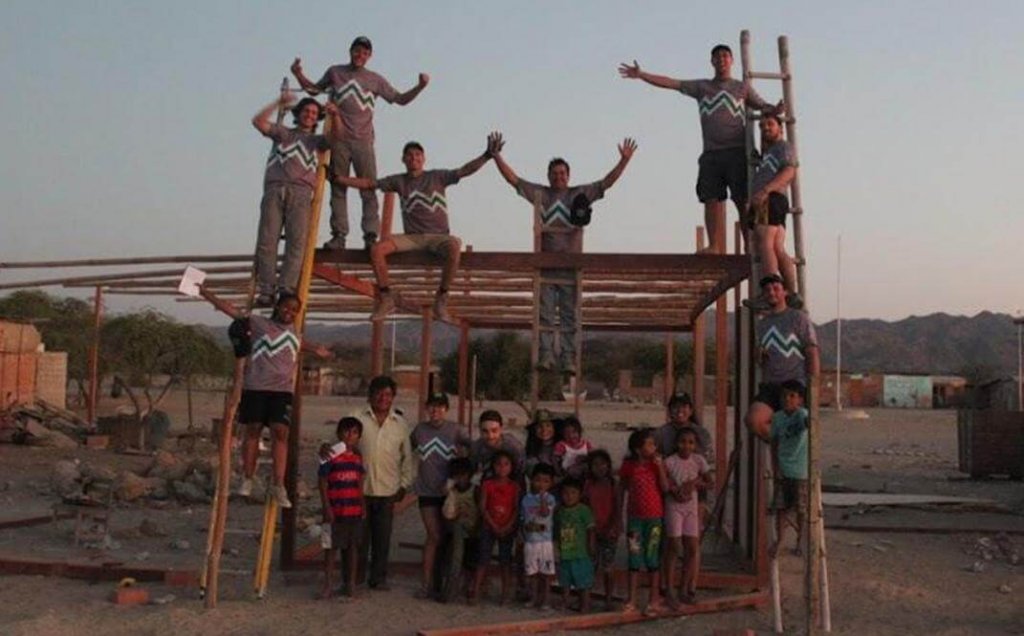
[1,390,1022,635]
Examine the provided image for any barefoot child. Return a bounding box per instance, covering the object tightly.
[659,429,712,605]
[583,450,620,610]
[555,477,595,613]
[472,450,520,605]
[521,463,557,609]
[554,416,593,480]
[441,457,480,602]
[318,417,365,600]
[619,429,667,615]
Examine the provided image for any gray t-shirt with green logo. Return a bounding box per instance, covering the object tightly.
[751,140,795,194]
[376,170,460,235]
[756,308,817,385]
[315,64,399,142]
[514,180,605,253]
[244,315,300,393]
[264,125,329,191]
[678,78,769,152]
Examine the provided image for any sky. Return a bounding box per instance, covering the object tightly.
[1,1,1021,326]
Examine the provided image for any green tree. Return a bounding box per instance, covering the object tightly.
[103,310,229,419]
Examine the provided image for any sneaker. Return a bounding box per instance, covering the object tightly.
[786,292,804,310]
[741,294,773,312]
[254,293,275,309]
[363,232,378,252]
[271,484,293,509]
[371,293,396,321]
[322,234,346,250]
[432,292,451,322]
[236,478,254,498]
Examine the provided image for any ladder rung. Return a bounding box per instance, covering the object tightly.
[539,278,578,285]
[747,71,789,81]
[748,113,795,124]
[790,206,804,215]
[795,257,806,265]
[225,528,262,536]
[219,569,251,576]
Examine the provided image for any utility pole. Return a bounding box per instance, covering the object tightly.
[1014,314,1023,411]
[835,235,842,410]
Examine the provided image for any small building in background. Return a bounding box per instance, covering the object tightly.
[392,364,442,395]
[0,320,68,409]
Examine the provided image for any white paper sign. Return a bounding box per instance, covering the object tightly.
[177,266,207,297]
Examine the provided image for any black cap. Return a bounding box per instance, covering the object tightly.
[351,36,372,51]
[759,273,785,288]
[426,392,449,407]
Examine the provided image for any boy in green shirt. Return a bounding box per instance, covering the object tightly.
[555,477,596,612]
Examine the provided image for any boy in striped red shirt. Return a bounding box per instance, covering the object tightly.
[319,417,366,600]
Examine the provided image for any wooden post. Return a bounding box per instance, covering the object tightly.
[86,285,103,424]
[806,376,822,632]
[370,318,384,376]
[469,354,478,433]
[457,321,469,428]
[692,228,706,419]
[778,36,806,303]
[381,192,395,241]
[715,282,728,491]
[281,109,332,570]
[664,333,674,403]
[418,306,433,423]
[203,356,245,608]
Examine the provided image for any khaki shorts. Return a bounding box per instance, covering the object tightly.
[390,233,461,256]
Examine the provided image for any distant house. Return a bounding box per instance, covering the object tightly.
[821,369,965,409]
[0,320,68,409]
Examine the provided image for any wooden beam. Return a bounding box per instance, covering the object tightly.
[419,306,433,422]
[415,591,768,636]
[86,285,102,425]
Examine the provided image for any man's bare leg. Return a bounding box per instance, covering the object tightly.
[370,239,398,319]
[702,201,727,253]
[774,228,797,294]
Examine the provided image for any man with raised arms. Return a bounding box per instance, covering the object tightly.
[333,135,499,322]
[291,36,429,252]
[619,44,780,253]
[489,133,637,375]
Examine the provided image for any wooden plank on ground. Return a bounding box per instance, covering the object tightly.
[416,591,767,636]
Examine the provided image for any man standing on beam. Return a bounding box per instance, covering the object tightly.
[489,133,637,375]
[618,44,780,253]
[291,36,430,252]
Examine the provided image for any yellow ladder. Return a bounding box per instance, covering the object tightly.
[202,77,332,606]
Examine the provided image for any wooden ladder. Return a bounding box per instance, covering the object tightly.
[202,77,331,607]
[740,31,830,634]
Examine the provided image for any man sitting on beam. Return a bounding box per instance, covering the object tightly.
[334,135,500,322]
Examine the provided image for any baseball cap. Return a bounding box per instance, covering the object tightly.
[425,392,449,407]
[759,273,785,288]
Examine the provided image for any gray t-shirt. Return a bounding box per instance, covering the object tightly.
[411,420,471,497]
[264,125,329,191]
[678,78,769,152]
[315,64,399,141]
[751,140,795,194]
[654,421,714,467]
[376,170,460,235]
[243,315,300,393]
[514,180,605,253]
[470,435,526,481]
[756,308,818,385]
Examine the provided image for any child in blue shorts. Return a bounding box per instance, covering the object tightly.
[555,476,595,612]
